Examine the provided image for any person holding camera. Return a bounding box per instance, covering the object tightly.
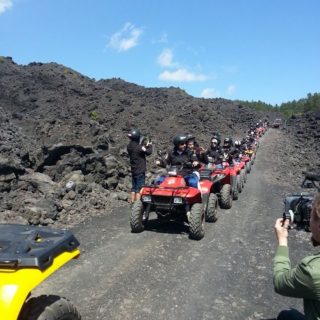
[127,128,152,204]
[273,193,320,320]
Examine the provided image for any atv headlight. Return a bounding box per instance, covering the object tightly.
[142,195,152,202]
[173,197,183,204]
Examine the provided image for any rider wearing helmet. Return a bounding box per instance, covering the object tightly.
[127,128,153,203]
[233,140,244,160]
[221,137,237,164]
[211,132,221,141]
[156,134,200,188]
[205,135,222,164]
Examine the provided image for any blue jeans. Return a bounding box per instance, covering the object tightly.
[131,173,145,192]
[154,175,166,185]
[154,173,199,188]
[184,173,199,188]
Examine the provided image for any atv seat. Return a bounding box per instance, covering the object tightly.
[199,169,213,181]
[0,224,80,271]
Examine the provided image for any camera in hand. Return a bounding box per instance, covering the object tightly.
[283,193,313,231]
[140,136,151,146]
[283,171,320,231]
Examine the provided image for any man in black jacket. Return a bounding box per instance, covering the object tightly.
[205,135,223,166]
[155,134,200,188]
[220,137,238,165]
[127,129,152,203]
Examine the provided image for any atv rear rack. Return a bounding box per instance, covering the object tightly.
[0,224,80,271]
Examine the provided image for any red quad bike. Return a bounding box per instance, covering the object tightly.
[198,165,227,222]
[245,147,256,165]
[226,162,242,200]
[205,161,235,209]
[241,153,252,174]
[233,157,247,191]
[130,166,205,240]
[256,127,265,137]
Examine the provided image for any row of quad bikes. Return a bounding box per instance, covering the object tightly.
[130,130,265,240]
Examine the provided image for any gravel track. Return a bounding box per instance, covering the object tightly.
[34,129,312,320]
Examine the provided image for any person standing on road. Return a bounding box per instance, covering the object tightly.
[127,128,152,204]
[273,193,320,320]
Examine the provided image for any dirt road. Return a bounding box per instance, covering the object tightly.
[34,129,312,320]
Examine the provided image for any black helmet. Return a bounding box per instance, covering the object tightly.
[211,134,221,146]
[128,128,141,141]
[212,131,221,139]
[185,133,195,142]
[173,134,187,147]
[223,137,233,147]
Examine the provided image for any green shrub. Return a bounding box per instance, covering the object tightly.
[90,110,99,121]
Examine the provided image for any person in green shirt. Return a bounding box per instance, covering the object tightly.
[273,193,320,320]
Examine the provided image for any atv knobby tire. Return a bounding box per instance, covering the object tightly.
[251,154,255,165]
[189,203,205,240]
[237,174,242,194]
[130,201,145,233]
[246,162,251,173]
[220,184,232,209]
[232,176,240,200]
[241,168,247,184]
[205,193,218,222]
[19,295,81,320]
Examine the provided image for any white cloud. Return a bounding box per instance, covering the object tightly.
[159,68,208,82]
[226,84,236,95]
[157,48,176,68]
[200,88,220,99]
[107,22,143,52]
[0,0,13,14]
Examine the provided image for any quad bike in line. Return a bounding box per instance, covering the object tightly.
[225,161,242,200]
[0,224,81,320]
[244,148,256,165]
[233,157,247,192]
[206,159,235,209]
[198,165,227,222]
[130,165,205,240]
[241,153,252,174]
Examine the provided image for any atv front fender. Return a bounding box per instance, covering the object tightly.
[0,249,80,320]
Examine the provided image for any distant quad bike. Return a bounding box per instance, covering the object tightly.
[233,158,247,191]
[130,166,205,240]
[227,162,242,200]
[241,154,252,174]
[245,149,255,165]
[0,224,81,320]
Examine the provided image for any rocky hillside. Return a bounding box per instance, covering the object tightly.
[0,56,317,226]
[283,111,320,179]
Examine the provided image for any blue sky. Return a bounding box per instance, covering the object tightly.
[0,0,319,105]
